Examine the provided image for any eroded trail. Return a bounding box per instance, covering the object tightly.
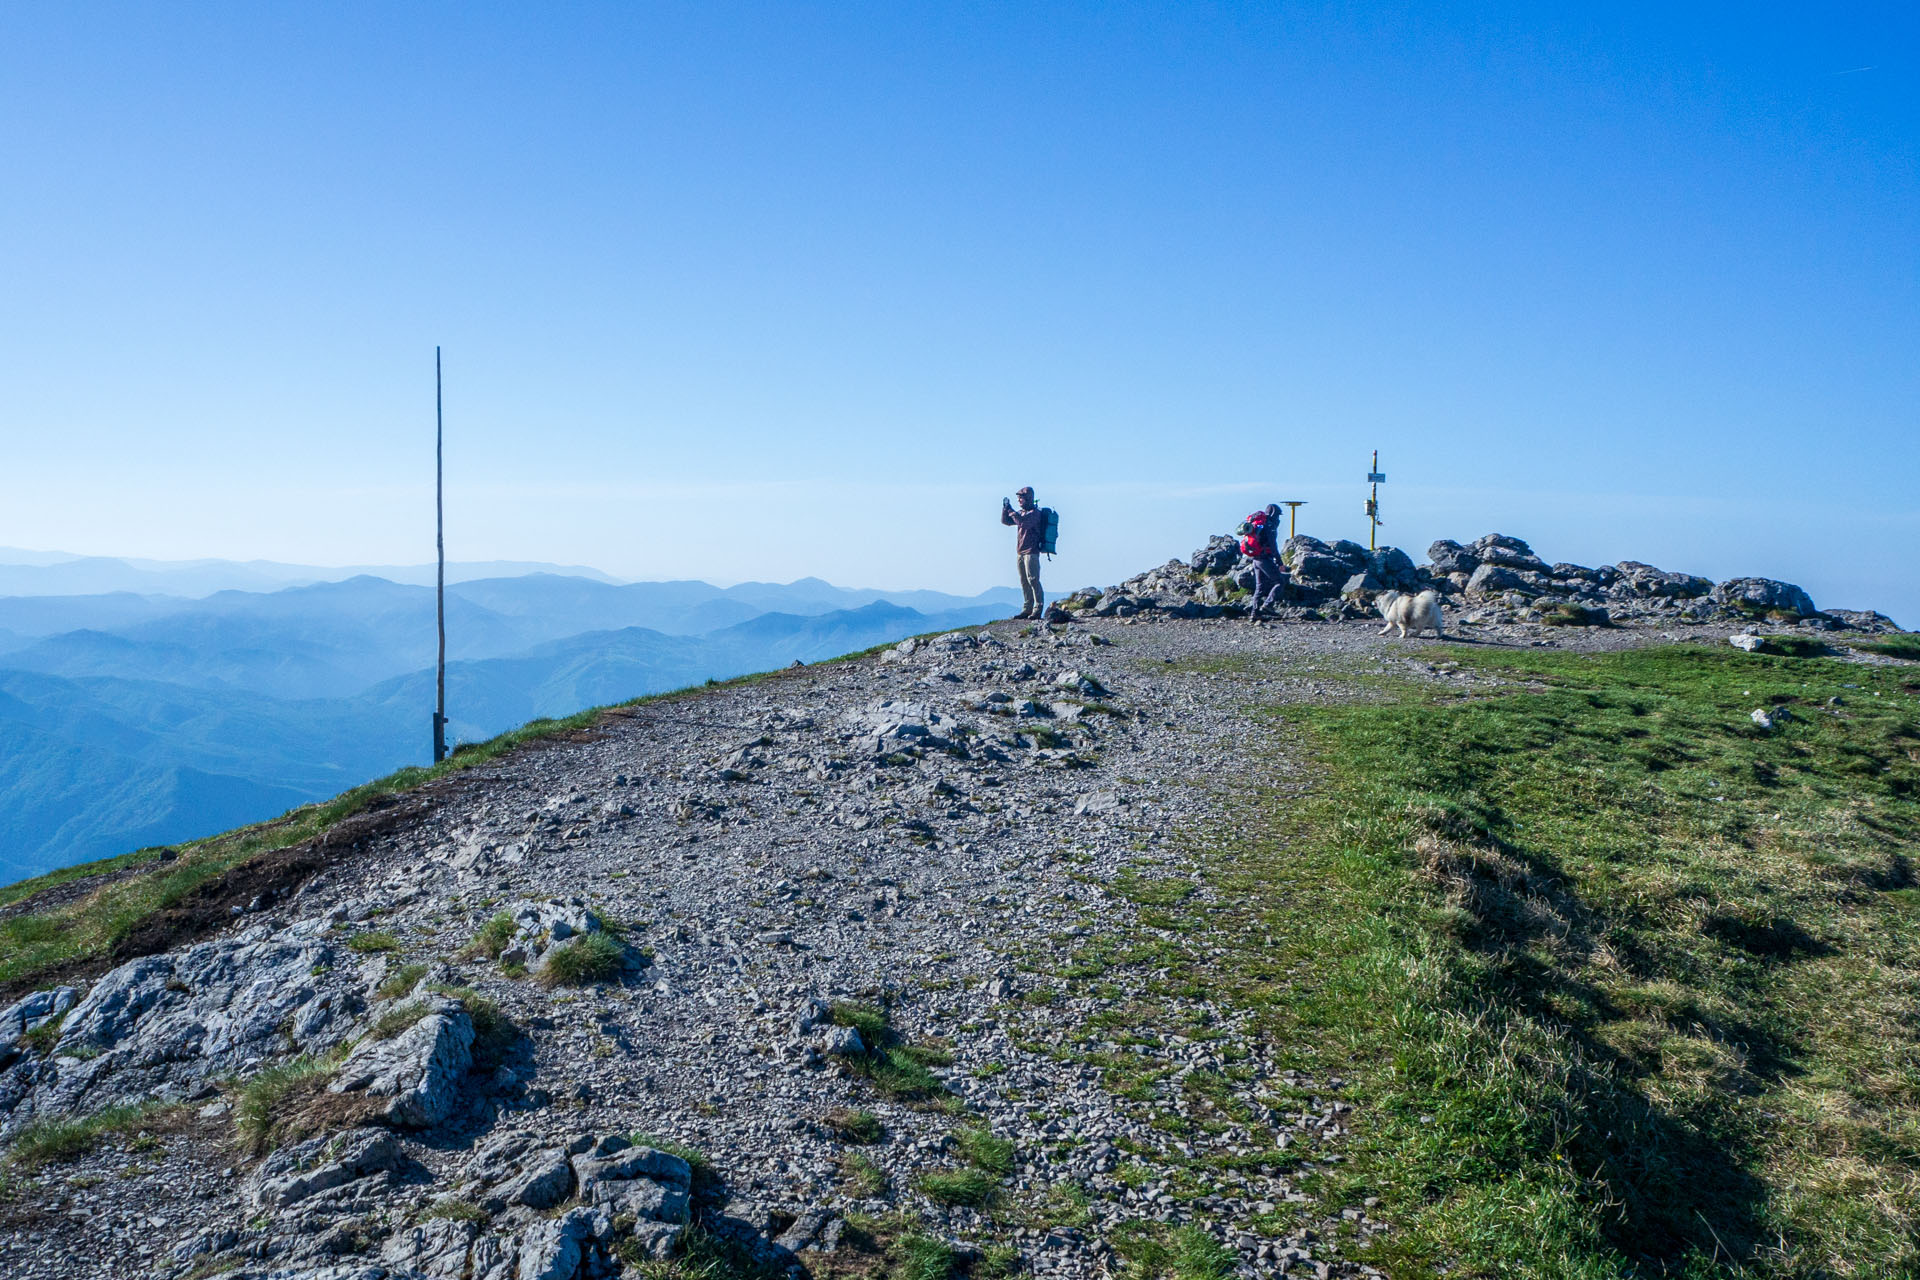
[0,615,1687,1280]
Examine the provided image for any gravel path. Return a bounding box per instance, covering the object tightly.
[0,613,1755,1280]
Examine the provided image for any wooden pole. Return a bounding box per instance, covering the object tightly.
[434,347,447,764]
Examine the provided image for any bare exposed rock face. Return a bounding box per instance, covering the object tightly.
[0,925,358,1131]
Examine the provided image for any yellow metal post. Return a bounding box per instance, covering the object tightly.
[1283,500,1306,540]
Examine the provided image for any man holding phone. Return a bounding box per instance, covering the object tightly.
[1001,486,1051,620]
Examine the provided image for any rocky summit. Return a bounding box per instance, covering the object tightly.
[0,532,1907,1280]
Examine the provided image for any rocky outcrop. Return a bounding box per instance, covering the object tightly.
[1057,528,1898,632]
[0,924,359,1132]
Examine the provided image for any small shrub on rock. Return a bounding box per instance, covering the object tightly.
[346,931,401,955]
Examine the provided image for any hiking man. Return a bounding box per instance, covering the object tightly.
[1002,487,1051,619]
[1239,503,1288,622]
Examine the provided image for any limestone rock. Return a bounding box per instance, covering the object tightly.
[328,999,474,1128]
[1713,577,1816,618]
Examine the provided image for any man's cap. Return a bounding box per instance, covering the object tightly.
[1016,486,1035,498]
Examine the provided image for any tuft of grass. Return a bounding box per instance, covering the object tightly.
[953,1126,1014,1176]
[18,1012,66,1056]
[464,913,517,961]
[375,962,428,999]
[621,1226,785,1278]
[1112,1224,1236,1280]
[830,1000,890,1044]
[840,1150,889,1197]
[346,931,400,955]
[825,1107,884,1145]
[365,1001,430,1041]
[914,1166,997,1207]
[425,1197,489,1223]
[1538,602,1610,627]
[3,1103,175,1171]
[538,931,625,987]
[232,1056,340,1156]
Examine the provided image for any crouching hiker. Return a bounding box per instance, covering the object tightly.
[1001,486,1057,620]
[1237,503,1288,622]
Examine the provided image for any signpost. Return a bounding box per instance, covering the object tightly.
[1281,500,1307,540]
[1365,451,1386,551]
[433,348,447,765]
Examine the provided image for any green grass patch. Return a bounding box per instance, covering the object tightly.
[365,1001,430,1041]
[1193,642,1920,1277]
[620,1225,785,1278]
[840,1150,889,1197]
[425,1197,490,1223]
[538,931,625,986]
[375,963,428,999]
[232,1055,342,1156]
[17,1011,66,1056]
[953,1126,1015,1176]
[3,1103,176,1171]
[345,930,400,955]
[914,1166,997,1207]
[1109,1223,1236,1280]
[464,913,517,960]
[1856,635,1920,662]
[825,1107,884,1144]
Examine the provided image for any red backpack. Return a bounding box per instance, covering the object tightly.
[1237,510,1275,557]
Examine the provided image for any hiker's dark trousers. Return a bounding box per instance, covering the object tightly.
[1248,556,1287,612]
[1018,554,1044,616]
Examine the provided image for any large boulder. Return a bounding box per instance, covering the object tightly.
[1188,535,1240,575]
[251,1126,400,1210]
[1326,540,1374,571]
[1281,536,1350,598]
[1465,563,1529,597]
[1426,540,1480,575]
[1341,571,1385,598]
[1611,562,1713,600]
[1368,546,1420,590]
[1471,533,1549,572]
[1713,577,1816,618]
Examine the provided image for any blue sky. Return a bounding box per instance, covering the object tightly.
[2,3,1915,620]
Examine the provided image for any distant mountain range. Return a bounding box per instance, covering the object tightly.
[0,565,1019,883]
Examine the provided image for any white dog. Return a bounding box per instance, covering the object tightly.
[1376,589,1445,639]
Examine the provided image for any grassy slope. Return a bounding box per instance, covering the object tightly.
[1190,645,1920,1277]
